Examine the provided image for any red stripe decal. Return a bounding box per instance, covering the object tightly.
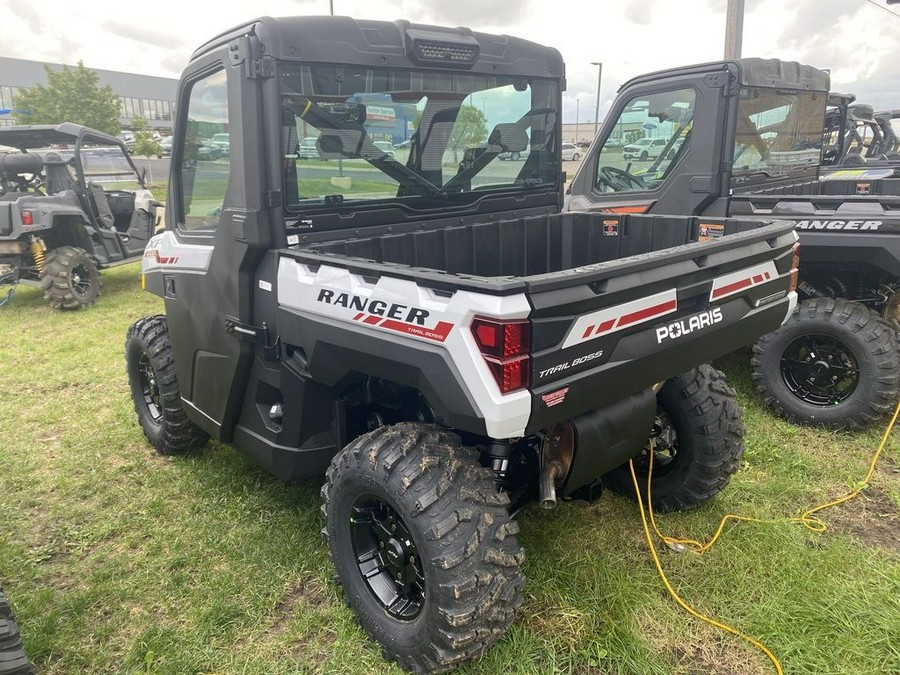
[593,319,616,335]
[363,315,382,325]
[764,271,771,280]
[352,312,365,321]
[752,274,763,284]
[617,299,677,327]
[379,319,454,343]
[582,326,595,339]
[712,277,752,299]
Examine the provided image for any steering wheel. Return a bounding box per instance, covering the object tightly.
[598,165,647,192]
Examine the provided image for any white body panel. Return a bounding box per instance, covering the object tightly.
[277,257,533,438]
[142,231,213,274]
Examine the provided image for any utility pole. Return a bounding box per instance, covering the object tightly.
[591,62,602,139]
[329,0,334,15]
[724,0,745,59]
[575,98,579,143]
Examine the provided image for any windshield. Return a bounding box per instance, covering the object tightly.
[79,146,139,181]
[732,87,825,181]
[279,63,559,211]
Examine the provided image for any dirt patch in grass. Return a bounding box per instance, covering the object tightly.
[637,611,768,675]
[667,635,761,675]
[826,486,900,553]
[268,573,329,635]
[521,593,590,649]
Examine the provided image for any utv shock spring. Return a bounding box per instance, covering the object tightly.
[30,235,46,274]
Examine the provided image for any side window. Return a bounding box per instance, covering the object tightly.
[179,69,229,231]
[592,87,695,194]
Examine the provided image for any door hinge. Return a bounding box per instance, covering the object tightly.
[264,189,282,208]
[228,37,274,79]
[249,56,275,79]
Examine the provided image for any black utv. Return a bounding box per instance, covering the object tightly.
[124,16,801,673]
[0,123,160,310]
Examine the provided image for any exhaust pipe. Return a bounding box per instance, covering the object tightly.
[539,460,563,508]
[538,422,575,509]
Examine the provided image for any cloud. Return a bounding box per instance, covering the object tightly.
[625,0,654,25]
[12,4,42,33]
[100,20,185,50]
[398,0,534,28]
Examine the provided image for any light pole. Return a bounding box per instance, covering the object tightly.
[575,98,579,144]
[591,62,602,139]
[329,0,334,15]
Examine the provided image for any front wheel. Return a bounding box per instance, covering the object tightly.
[322,423,524,672]
[751,298,900,429]
[572,152,580,161]
[40,246,101,310]
[602,365,745,512]
[639,151,648,161]
[125,315,209,454]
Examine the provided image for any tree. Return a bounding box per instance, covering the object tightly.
[131,116,162,157]
[448,104,487,162]
[12,61,121,135]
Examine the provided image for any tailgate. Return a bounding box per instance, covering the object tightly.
[525,218,797,431]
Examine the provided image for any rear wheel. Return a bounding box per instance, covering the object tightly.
[322,423,524,672]
[125,315,209,454]
[602,365,745,512]
[0,587,32,675]
[40,246,100,310]
[572,152,580,161]
[751,298,900,429]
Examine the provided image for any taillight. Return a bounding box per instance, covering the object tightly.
[789,242,800,293]
[471,317,530,394]
[21,210,33,226]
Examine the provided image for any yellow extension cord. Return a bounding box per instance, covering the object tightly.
[629,400,900,675]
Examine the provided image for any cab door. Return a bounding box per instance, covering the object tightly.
[567,64,735,217]
[161,44,271,441]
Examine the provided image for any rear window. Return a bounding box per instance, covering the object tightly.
[732,87,825,181]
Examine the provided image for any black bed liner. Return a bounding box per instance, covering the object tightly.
[290,211,796,294]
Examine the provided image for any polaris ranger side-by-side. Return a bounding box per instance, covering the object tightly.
[567,58,900,430]
[126,17,798,672]
[0,124,159,309]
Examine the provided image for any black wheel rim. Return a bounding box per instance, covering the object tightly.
[632,408,678,479]
[350,495,425,621]
[780,333,860,406]
[137,353,162,422]
[71,263,93,297]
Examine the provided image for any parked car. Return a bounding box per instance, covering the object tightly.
[623,137,667,161]
[561,142,581,161]
[209,132,230,157]
[296,136,320,160]
[373,140,394,157]
[157,136,173,158]
[117,133,135,153]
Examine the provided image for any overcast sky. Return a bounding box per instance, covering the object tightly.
[2,0,899,124]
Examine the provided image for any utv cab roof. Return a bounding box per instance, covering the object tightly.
[618,57,829,93]
[0,123,123,152]
[189,15,565,80]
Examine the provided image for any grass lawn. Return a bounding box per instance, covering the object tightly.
[0,264,898,674]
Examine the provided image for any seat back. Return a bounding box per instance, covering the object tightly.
[88,182,116,229]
